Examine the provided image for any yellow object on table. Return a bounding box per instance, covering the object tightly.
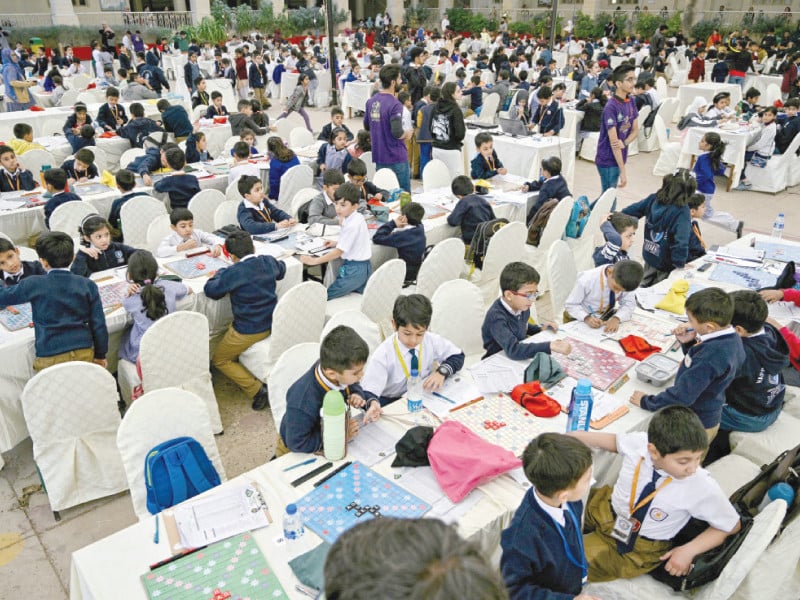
[655,279,690,314]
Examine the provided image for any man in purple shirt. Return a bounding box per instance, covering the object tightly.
[364,64,411,192]
[596,64,639,192]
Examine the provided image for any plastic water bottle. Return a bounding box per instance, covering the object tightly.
[566,378,593,432]
[772,213,785,240]
[757,482,796,512]
[282,503,305,541]
[407,368,423,413]
[321,390,346,461]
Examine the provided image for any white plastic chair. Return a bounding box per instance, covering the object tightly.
[120,147,146,170]
[476,92,501,124]
[626,105,650,157]
[652,116,682,177]
[744,133,800,194]
[225,179,244,204]
[120,195,168,248]
[86,145,108,172]
[547,240,577,323]
[522,197,573,292]
[19,149,55,177]
[762,83,781,108]
[21,362,127,517]
[239,282,328,385]
[359,151,376,180]
[187,188,226,232]
[422,159,451,192]
[290,187,320,221]
[145,213,171,254]
[578,132,600,162]
[265,342,320,436]
[321,311,382,354]
[277,164,314,214]
[470,221,528,306]
[430,279,485,365]
[288,127,314,148]
[213,200,239,229]
[49,200,95,235]
[567,188,616,272]
[373,168,400,191]
[116,388,226,520]
[409,237,465,298]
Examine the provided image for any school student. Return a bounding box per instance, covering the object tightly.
[687,193,708,262]
[237,175,295,235]
[191,76,210,108]
[153,148,201,210]
[228,142,261,185]
[157,98,193,142]
[62,103,96,153]
[71,214,137,277]
[564,260,644,332]
[61,148,99,184]
[529,86,565,136]
[96,87,129,132]
[346,158,387,208]
[307,169,345,226]
[204,90,229,119]
[157,208,222,258]
[316,126,352,176]
[108,169,149,241]
[0,237,45,286]
[229,99,267,136]
[372,202,426,284]
[8,123,45,156]
[737,107,778,190]
[185,131,212,164]
[248,53,269,108]
[0,145,37,192]
[594,213,638,266]
[43,168,82,229]
[318,107,355,142]
[522,157,571,223]
[446,175,495,246]
[692,132,742,234]
[267,136,300,201]
[470,131,508,179]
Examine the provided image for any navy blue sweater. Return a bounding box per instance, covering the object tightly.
[482,298,550,360]
[60,158,99,181]
[44,192,82,229]
[622,194,691,271]
[96,102,129,131]
[203,255,286,335]
[0,168,36,192]
[525,176,571,223]
[237,201,291,234]
[641,330,746,428]
[0,269,108,358]
[154,173,201,210]
[117,118,164,149]
[3,260,45,286]
[470,150,505,179]
[501,488,585,600]
[446,193,495,244]
[70,241,137,277]
[530,100,565,135]
[372,221,426,281]
[160,105,193,138]
[185,132,213,164]
[205,104,229,119]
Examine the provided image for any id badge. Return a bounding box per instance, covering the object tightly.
[610,514,638,543]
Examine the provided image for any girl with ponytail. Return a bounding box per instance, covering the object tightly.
[693,132,742,234]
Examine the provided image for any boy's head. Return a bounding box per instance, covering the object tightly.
[392,295,432,348]
[729,290,768,335]
[474,131,494,157]
[744,87,760,102]
[75,103,87,117]
[320,325,369,385]
[224,229,254,260]
[346,159,367,183]
[211,90,223,104]
[0,238,22,275]
[0,145,18,172]
[537,86,553,103]
[237,99,253,114]
[401,201,424,226]
[500,262,540,313]
[170,207,195,238]
[156,99,171,112]
[13,123,33,142]
[233,141,251,160]
[451,175,474,198]
[785,98,800,117]
[106,87,119,102]
[522,433,593,500]
[158,143,179,168]
[44,168,68,192]
[80,124,94,140]
[322,168,346,197]
[685,287,734,331]
[164,147,186,171]
[195,76,206,91]
[129,102,145,118]
[330,106,344,127]
[333,182,360,219]
[647,406,708,479]
[608,260,643,292]
[608,212,638,252]
[35,231,75,270]
[687,193,706,219]
[115,168,135,192]
[238,175,262,204]
[541,156,561,178]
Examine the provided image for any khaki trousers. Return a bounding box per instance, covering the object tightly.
[33,347,95,372]
[212,325,270,398]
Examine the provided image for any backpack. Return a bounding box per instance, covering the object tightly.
[526,199,558,246]
[565,195,591,239]
[145,436,221,515]
[467,218,509,270]
[642,103,661,138]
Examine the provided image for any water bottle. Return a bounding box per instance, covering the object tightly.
[772,213,785,240]
[282,503,305,541]
[321,390,347,461]
[407,368,423,413]
[757,482,795,512]
[566,378,593,432]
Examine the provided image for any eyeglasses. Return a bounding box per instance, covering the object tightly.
[510,290,542,301]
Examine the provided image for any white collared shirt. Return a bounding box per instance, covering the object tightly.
[564,265,636,323]
[697,326,735,344]
[533,487,567,527]
[500,297,522,317]
[336,210,371,261]
[316,364,344,391]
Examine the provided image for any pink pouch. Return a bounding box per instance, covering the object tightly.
[427,420,522,502]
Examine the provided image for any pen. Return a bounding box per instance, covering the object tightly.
[282,457,317,472]
[153,515,159,544]
[314,461,353,487]
[291,462,332,487]
[432,391,455,404]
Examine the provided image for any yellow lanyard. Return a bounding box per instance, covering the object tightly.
[629,457,672,515]
[486,154,495,171]
[4,172,19,191]
[693,223,707,249]
[112,105,118,119]
[256,205,272,223]
[314,367,349,397]
[393,336,422,379]
[598,269,607,313]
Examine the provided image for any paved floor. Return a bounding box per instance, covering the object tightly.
[2,91,798,599]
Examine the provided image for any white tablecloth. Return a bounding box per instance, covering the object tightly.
[676,82,743,123]
[678,125,756,189]
[341,81,374,115]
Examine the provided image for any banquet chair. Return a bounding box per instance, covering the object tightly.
[522,197,572,292]
[315,74,331,108]
[476,92,501,124]
[321,311,382,354]
[144,213,171,254]
[629,216,646,264]
[470,221,527,306]
[656,98,679,126]
[222,135,240,156]
[213,200,239,229]
[119,147,146,171]
[289,127,314,148]
[265,343,320,438]
[290,187,320,221]
[116,388,226,520]
[566,187,616,271]
[86,145,108,172]
[626,105,650,157]
[762,83,782,108]
[192,105,207,120]
[743,133,800,194]
[120,195,168,248]
[21,362,127,518]
[638,108,662,153]
[547,240,577,323]
[276,164,314,213]
[225,179,244,203]
[18,149,54,179]
[187,188,226,232]
[579,132,600,162]
[274,114,305,140]
[57,87,79,108]
[373,168,400,191]
[49,200,95,236]
[239,281,327,385]
[422,159,451,192]
[651,116,682,177]
[430,279,485,366]
[407,237,466,298]
[655,76,668,98]
[359,151,376,180]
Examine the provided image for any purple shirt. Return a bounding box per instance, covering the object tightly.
[364,91,407,165]
[119,279,189,363]
[596,95,638,168]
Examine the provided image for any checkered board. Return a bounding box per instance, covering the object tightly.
[558,337,636,391]
[295,462,431,545]
[709,263,778,291]
[98,281,127,312]
[447,394,549,457]
[0,303,33,331]
[604,313,674,349]
[165,255,229,279]
[140,532,288,600]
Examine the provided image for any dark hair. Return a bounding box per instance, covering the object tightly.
[330,106,344,117]
[685,287,734,326]
[75,148,95,165]
[194,76,205,86]
[655,168,696,207]
[609,212,637,233]
[712,91,731,105]
[0,145,14,159]
[402,201,425,226]
[760,106,778,118]
[106,86,119,99]
[744,87,760,101]
[474,131,493,147]
[74,102,87,114]
[785,98,800,109]
[115,168,135,191]
[393,294,432,329]
[224,229,254,259]
[44,168,68,191]
[233,141,251,159]
[522,433,592,496]
[648,406,708,455]
[552,82,566,92]
[80,124,95,139]
[127,250,168,321]
[0,238,15,253]
[35,231,74,268]
[13,123,32,139]
[170,207,194,226]
[330,126,348,143]
[334,182,360,204]
[156,99,170,112]
[537,85,553,100]
[320,325,369,372]
[729,290,768,334]
[397,91,410,105]
[687,192,706,210]
[347,158,367,178]
[610,260,644,291]
[239,128,256,140]
[267,136,295,162]
[323,168,345,186]
[440,81,458,103]
[500,262,540,292]
[541,156,561,176]
[451,175,474,197]
[211,90,222,100]
[237,99,252,111]
[164,147,186,171]
[237,174,260,198]
[379,64,401,89]
[129,102,144,118]
[78,214,113,239]
[702,131,726,172]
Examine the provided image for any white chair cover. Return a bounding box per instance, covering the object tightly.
[762,83,782,107]
[222,135,240,156]
[274,114,305,140]
[546,240,577,323]
[652,116,682,177]
[49,200,95,235]
[638,109,661,153]
[277,164,314,213]
[87,145,108,172]
[477,92,501,124]
[213,200,239,229]
[120,147,146,171]
[120,195,168,249]
[744,133,800,194]
[655,76,668,98]
[187,188,226,232]
[266,343,320,436]
[433,147,465,177]
[117,358,139,407]
[413,237,466,298]
[116,388,226,520]
[289,127,314,148]
[730,412,800,466]
[193,105,207,120]
[578,132,600,162]
[315,73,331,107]
[145,213,171,254]
[373,168,400,191]
[138,311,223,434]
[359,151,376,180]
[471,221,527,305]
[225,179,244,204]
[629,216,647,265]
[321,311,382,354]
[422,159,451,192]
[522,197,572,292]
[21,362,127,512]
[704,454,762,497]
[626,105,650,157]
[430,279,485,363]
[657,98,679,126]
[57,87,79,108]
[18,149,55,177]
[290,187,320,220]
[567,187,616,271]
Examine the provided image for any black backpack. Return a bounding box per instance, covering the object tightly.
[467,218,508,271]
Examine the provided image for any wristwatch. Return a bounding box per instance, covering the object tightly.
[436,366,449,378]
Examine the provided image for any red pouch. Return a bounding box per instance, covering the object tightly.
[510,381,561,417]
[619,334,661,361]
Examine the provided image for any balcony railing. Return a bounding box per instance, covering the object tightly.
[0,11,193,29]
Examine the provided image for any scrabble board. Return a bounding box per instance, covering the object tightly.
[164,255,229,279]
[604,313,674,349]
[141,532,288,600]
[709,263,778,291]
[754,241,800,264]
[558,337,636,391]
[446,394,549,457]
[0,303,33,331]
[295,462,431,545]
[98,280,127,312]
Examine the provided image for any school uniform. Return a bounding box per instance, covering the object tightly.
[157,228,221,258]
[60,158,99,181]
[185,132,213,164]
[564,265,636,324]
[160,105,193,140]
[316,143,352,174]
[63,115,96,153]
[640,328,746,429]
[119,279,190,362]
[593,220,630,266]
[688,219,707,262]
[248,61,269,105]
[204,104,229,119]
[306,191,338,226]
[482,297,551,361]
[96,102,129,131]
[117,118,164,149]
[0,167,36,192]
[326,210,372,300]
[501,488,586,600]
[530,100,564,135]
[108,191,150,240]
[361,331,465,406]
[446,193,495,245]
[237,200,291,235]
[70,241,137,277]
[470,150,505,180]
[204,254,286,397]
[3,260,45,286]
[153,173,201,210]
[371,220,426,282]
[43,191,82,229]
[317,122,355,142]
[584,431,740,582]
[228,112,266,136]
[268,155,301,201]
[524,175,571,223]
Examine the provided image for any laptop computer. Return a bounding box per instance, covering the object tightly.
[498,117,531,137]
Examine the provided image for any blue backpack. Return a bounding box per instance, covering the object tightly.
[565,195,591,239]
[145,436,220,514]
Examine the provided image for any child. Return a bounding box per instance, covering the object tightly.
[522,157,571,223]
[71,214,136,277]
[119,250,191,364]
[530,86,564,136]
[276,73,313,133]
[347,129,372,159]
[229,128,260,157]
[775,98,800,155]
[738,87,761,118]
[108,169,149,240]
[0,232,108,371]
[704,92,736,122]
[249,53,268,108]
[622,169,696,287]
[191,76,210,108]
[228,142,261,184]
[594,212,638,266]
[298,182,372,300]
[117,102,164,149]
[572,406,742,582]
[416,86,441,175]
[153,148,200,211]
[61,148,99,185]
[318,107,355,142]
[630,288,746,440]
[63,103,96,153]
[470,132,508,179]
[501,434,594,599]
[316,126,352,177]
[372,202,426,284]
[564,260,643,332]
[204,90,229,119]
[462,75,484,116]
[8,123,45,156]
[688,48,706,83]
[204,230,286,410]
[446,176,495,246]
[347,158,386,208]
[51,75,66,107]
[267,136,300,201]
[250,99,270,129]
[157,208,222,258]
[229,99,267,136]
[279,325,378,454]
[687,193,708,262]
[481,262,570,360]
[156,99,193,142]
[96,87,128,132]
[0,237,45,285]
[185,130,212,164]
[308,169,345,226]
[0,145,37,192]
[361,294,465,406]
[692,132,742,234]
[737,107,778,190]
[237,175,295,234]
[43,168,82,229]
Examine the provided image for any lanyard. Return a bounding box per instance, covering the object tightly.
[548,505,588,580]
[629,457,672,515]
[4,171,19,191]
[693,223,707,249]
[112,105,118,119]
[393,335,422,379]
[486,153,495,171]
[256,206,272,223]
[314,366,350,397]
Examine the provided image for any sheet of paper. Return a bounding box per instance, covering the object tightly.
[421,375,483,418]
[391,466,485,523]
[0,199,27,211]
[469,353,526,394]
[768,301,800,321]
[346,418,403,467]
[255,242,292,259]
